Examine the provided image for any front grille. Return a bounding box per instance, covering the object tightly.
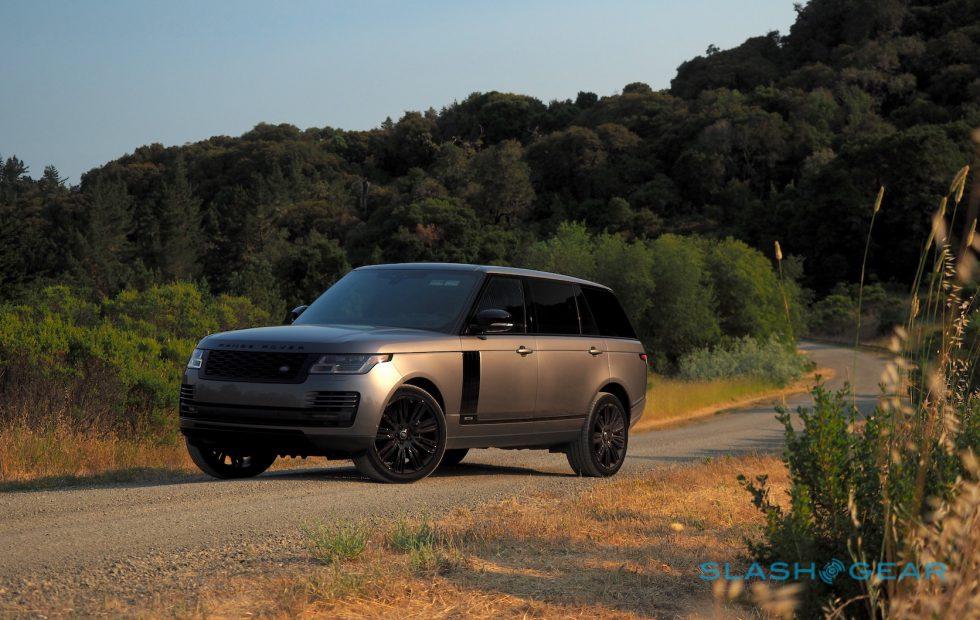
[179,383,195,401]
[201,350,312,383]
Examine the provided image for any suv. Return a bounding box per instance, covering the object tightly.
[180,263,647,483]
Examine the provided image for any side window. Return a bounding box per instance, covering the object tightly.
[581,287,638,339]
[474,277,526,333]
[528,279,580,335]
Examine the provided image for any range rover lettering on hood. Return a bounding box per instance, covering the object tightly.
[216,343,306,351]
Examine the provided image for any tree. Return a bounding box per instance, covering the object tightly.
[71,177,133,295]
[526,127,607,198]
[704,237,792,340]
[156,157,203,280]
[467,140,535,223]
[646,235,721,363]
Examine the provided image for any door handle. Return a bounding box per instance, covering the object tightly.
[588,346,603,356]
[516,345,533,356]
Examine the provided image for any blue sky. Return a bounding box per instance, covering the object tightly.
[0,0,797,183]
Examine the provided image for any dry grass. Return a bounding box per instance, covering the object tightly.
[0,420,195,490]
[134,454,788,619]
[0,420,314,491]
[634,371,821,432]
[890,454,980,618]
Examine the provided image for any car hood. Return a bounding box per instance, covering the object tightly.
[197,324,460,354]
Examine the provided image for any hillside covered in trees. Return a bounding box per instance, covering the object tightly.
[2,0,978,312]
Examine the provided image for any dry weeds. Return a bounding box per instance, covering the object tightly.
[133,455,788,619]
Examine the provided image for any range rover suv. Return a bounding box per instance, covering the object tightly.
[180,263,647,483]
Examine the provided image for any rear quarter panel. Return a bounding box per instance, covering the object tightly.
[605,338,648,425]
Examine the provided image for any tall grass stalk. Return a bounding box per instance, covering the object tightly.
[852,186,885,388]
[774,240,795,342]
[863,163,975,616]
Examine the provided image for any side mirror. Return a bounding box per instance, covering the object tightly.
[473,308,514,334]
[285,305,308,325]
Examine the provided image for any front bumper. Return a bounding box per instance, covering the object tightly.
[178,361,403,456]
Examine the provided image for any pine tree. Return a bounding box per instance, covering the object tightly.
[156,157,203,280]
[71,177,133,294]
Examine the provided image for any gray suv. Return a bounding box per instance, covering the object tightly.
[180,263,647,483]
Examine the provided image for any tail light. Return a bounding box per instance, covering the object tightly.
[639,353,649,365]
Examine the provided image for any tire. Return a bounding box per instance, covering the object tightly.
[353,384,447,483]
[186,439,276,479]
[566,392,629,477]
[439,448,469,468]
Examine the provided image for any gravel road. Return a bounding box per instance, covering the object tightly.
[0,342,885,614]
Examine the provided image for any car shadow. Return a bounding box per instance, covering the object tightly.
[261,460,574,482]
[1,459,572,494]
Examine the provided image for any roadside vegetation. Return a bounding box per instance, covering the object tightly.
[637,373,810,432]
[98,455,790,618]
[0,283,267,485]
[739,164,980,617]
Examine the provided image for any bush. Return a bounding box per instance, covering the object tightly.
[742,170,978,617]
[704,238,803,341]
[808,283,906,338]
[0,283,270,437]
[678,337,810,385]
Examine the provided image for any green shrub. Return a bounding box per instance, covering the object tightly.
[742,385,979,617]
[0,283,270,437]
[704,238,802,341]
[677,337,810,385]
[808,283,906,338]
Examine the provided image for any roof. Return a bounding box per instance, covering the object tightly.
[354,262,610,290]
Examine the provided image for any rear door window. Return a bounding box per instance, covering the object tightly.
[528,279,580,335]
[581,287,637,339]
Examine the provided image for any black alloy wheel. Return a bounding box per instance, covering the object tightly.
[566,392,629,477]
[186,440,277,479]
[591,401,627,470]
[353,385,446,483]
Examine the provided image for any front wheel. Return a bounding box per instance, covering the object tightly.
[353,385,447,483]
[566,393,629,477]
[186,440,276,479]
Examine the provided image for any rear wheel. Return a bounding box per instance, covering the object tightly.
[186,440,276,479]
[439,448,469,468]
[566,393,628,477]
[353,385,447,483]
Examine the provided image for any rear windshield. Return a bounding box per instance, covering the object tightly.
[295,269,482,332]
[581,287,638,339]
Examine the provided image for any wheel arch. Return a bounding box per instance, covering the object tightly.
[598,382,631,421]
[402,376,446,414]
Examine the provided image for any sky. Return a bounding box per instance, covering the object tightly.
[0,0,797,184]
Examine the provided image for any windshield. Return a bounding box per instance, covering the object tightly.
[294,269,483,332]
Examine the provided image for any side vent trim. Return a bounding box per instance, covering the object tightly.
[460,351,480,415]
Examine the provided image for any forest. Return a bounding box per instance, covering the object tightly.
[1,0,978,358]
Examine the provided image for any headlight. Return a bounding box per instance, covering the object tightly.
[187,348,205,369]
[309,353,391,374]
